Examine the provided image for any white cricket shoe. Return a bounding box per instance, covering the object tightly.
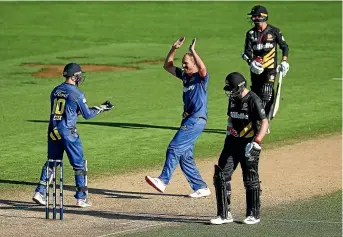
[210,212,234,225]
[188,187,211,198]
[32,192,46,206]
[76,198,92,208]
[243,216,260,224]
[145,176,166,193]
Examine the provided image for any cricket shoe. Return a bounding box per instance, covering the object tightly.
[210,212,234,225]
[76,198,92,208]
[32,192,46,206]
[145,176,166,193]
[188,187,211,198]
[243,216,260,224]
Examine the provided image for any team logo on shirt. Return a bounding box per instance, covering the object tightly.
[267,34,273,41]
[228,127,239,137]
[230,111,249,119]
[54,90,68,98]
[183,85,195,92]
[242,102,248,110]
[253,43,274,50]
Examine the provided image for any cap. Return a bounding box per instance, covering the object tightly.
[63,63,83,77]
[224,72,246,91]
[247,5,268,17]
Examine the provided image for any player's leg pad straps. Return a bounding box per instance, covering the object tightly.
[213,165,231,219]
[245,187,261,218]
[76,186,88,192]
[260,83,274,102]
[74,170,87,176]
[244,169,261,218]
[39,165,53,186]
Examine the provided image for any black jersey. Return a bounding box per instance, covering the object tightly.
[226,91,267,138]
[243,24,289,70]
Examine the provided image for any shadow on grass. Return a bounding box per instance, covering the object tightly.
[27,120,226,135]
[0,199,207,224]
[0,179,185,199]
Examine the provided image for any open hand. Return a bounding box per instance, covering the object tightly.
[189,38,196,52]
[172,37,185,49]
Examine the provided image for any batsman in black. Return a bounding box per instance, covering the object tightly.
[210,72,268,225]
[242,5,289,123]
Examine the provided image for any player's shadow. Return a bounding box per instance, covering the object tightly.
[0,199,208,223]
[0,181,206,224]
[27,120,226,135]
[0,179,186,199]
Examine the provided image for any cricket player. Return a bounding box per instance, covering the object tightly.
[32,63,114,207]
[210,72,268,225]
[145,37,211,198]
[242,5,289,131]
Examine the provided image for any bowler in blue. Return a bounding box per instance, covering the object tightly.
[145,37,211,198]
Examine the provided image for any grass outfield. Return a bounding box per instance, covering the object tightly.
[126,191,342,237]
[0,2,341,189]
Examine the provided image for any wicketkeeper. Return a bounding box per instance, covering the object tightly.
[33,63,114,208]
[210,72,268,225]
[242,5,289,132]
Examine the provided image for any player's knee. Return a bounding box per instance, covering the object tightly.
[213,165,231,184]
[244,179,260,189]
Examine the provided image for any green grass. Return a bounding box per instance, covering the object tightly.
[126,191,342,237]
[0,2,341,188]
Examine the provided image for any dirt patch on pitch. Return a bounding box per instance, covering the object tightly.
[23,60,164,79]
[0,135,341,237]
[23,63,138,78]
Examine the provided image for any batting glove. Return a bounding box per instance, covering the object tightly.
[245,142,262,159]
[250,60,264,75]
[92,100,114,114]
[277,60,289,76]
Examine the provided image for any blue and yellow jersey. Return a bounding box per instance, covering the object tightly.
[48,83,98,140]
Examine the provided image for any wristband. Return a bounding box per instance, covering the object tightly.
[255,137,262,144]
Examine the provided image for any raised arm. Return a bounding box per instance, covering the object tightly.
[163,37,185,77]
[189,38,207,78]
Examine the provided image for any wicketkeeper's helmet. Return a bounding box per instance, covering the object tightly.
[63,62,85,86]
[248,5,268,23]
[224,72,247,97]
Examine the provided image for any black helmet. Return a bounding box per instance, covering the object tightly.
[224,72,246,97]
[248,5,268,23]
[63,63,85,86]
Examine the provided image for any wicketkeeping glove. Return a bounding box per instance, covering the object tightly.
[245,142,262,159]
[250,60,264,75]
[92,100,114,114]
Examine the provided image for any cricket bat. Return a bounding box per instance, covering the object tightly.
[270,71,284,119]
